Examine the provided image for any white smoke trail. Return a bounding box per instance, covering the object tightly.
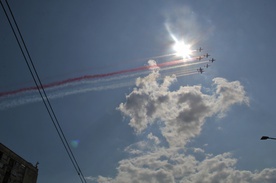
[0,59,207,110]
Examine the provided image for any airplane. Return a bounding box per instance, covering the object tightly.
[198,47,203,52]
[197,56,203,61]
[205,64,210,68]
[204,53,210,58]
[197,67,204,74]
[209,58,216,62]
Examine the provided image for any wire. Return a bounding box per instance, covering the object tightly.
[0,1,87,182]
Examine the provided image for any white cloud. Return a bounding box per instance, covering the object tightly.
[124,140,160,156]
[147,133,160,145]
[89,149,276,183]
[117,69,248,147]
[86,68,276,183]
[192,147,205,154]
[186,153,276,183]
[91,148,196,183]
[213,77,249,117]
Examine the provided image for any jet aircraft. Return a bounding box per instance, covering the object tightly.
[209,58,216,63]
[197,56,203,61]
[204,53,210,58]
[205,64,210,68]
[197,67,204,74]
[198,47,203,52]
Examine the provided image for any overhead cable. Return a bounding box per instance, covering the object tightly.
[0,1,87,182]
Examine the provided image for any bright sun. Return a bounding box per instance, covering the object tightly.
[173,41,192,59]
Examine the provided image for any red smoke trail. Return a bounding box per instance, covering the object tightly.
[0,59,189,97]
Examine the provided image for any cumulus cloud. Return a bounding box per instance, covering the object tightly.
[89,149,276,183]
[86,67,276,183]
[186,153,276,183]
[213,77,249,117]
[147,133,161,145]
[89,148,196,183]
[117,69,248,147]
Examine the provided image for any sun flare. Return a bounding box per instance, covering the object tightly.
[173,41,192,60]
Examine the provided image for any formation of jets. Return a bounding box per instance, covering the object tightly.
[196,47,216,74]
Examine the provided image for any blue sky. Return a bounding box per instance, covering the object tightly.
[1,0,276,182]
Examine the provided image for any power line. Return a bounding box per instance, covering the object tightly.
[0,1,87,182]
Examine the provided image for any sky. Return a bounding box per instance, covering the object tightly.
[1,0,276,182]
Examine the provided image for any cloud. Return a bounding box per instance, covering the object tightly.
[187,153,276,183]
[117,69,248,147]
[212,77,249,117]
[89,148,276,183]
[124,140,159,156]
[147,133,160,145]
[0,69,151,110]
[88,148,196,183]
[86,68,276,183]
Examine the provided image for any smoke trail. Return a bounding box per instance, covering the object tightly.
[0,58,198,97]
[0,58,208,109]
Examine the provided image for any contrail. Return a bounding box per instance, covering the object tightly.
[0,58,208,109]
[0,58,204,97]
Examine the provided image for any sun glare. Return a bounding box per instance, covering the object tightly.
[173,41,192,60]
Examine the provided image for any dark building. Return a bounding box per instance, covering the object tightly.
[0,143,38,183]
